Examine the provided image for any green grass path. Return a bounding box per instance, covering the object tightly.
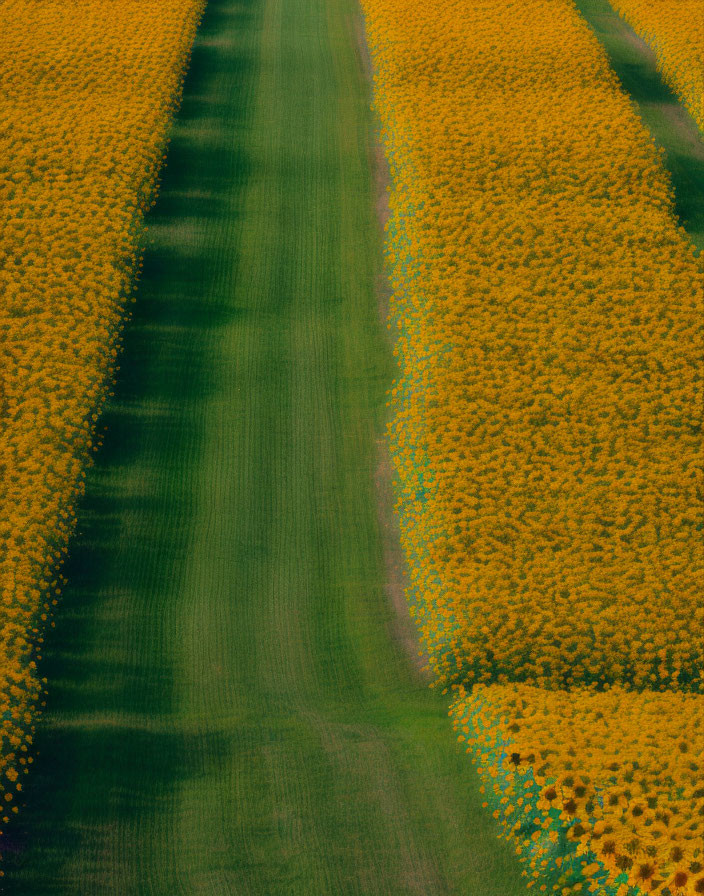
[3,0,527,892]
[576,0,704,250]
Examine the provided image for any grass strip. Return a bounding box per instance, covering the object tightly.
[2,0,527,892]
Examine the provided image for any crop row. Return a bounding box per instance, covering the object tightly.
[362,0,703,892]
[0,0,204,847]
[364,0,703,693]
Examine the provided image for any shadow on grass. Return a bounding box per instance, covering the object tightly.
[1,0,255,890]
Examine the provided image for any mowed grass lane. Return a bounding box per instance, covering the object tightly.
[4,0,527,892]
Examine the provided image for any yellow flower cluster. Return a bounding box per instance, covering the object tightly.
[0,0,203,840]
[610,0,704,134]
[452,686,704,896]
[363,0,704,692]
[362,0,704,893]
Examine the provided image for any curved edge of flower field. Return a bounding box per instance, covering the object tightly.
[452,686,704,896]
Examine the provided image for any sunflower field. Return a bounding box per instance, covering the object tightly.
[609,0,704,135]
[0,0,204,844]
[361,0,704,892]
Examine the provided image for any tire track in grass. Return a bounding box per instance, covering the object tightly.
[3,0,527,893]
